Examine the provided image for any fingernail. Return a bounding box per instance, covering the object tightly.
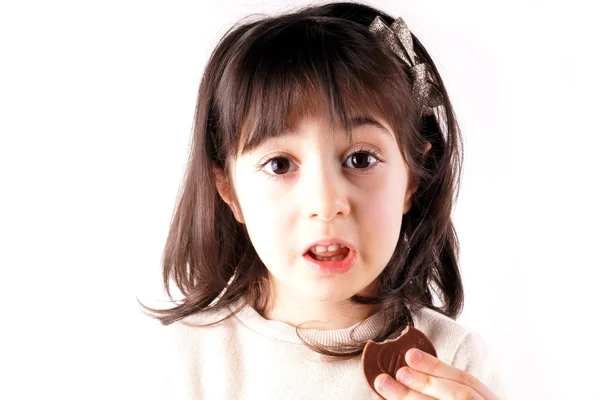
[410,349,422,364]
[399,368,412,383]
[378,376,394,392]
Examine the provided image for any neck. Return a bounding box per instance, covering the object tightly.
[261,276,379,330]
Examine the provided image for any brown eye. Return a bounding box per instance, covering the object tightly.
[268,157,291,174]
[345,152,376,169]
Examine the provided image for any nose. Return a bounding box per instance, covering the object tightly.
[299,163,351,222]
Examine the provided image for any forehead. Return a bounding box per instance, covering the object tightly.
[236,85,404,157]
[212,17,415,161]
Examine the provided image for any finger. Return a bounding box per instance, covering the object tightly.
[395,367,484,400]
[405,348,500,399]
[374,373,436,400]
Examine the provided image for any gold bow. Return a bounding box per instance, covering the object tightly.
[369,16,443,116]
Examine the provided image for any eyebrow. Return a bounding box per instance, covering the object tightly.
[348,116,392,137]
[249,115,393,152]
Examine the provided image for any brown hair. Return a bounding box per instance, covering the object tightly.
[139,1,464,359]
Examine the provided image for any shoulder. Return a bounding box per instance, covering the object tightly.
[411,306,472,360]
[411,307,507,398]
[153,305,243,399]
[164,304,239,345]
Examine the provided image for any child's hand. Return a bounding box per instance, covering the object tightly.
[372,348,501,400]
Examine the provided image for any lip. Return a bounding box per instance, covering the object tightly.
[301,237,358,275]
[303,249,358,275]
[302,238,357,255]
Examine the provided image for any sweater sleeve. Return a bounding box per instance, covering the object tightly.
[450,332,508,399]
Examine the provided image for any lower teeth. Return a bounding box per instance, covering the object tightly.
[313,254,346,261]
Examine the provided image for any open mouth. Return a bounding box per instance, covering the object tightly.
[302,244,357,274]
[306,246,350,262]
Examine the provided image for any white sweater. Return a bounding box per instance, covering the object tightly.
[159,298,506,399]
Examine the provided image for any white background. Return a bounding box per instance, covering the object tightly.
[1,0,598,399]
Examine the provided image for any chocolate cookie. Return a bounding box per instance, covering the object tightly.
[361,326,437,393]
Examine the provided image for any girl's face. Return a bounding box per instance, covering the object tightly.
[218,113,415,305]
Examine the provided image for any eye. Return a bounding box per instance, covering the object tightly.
[263,157,295,175]
[258,148,382,180]
[343,150,380,169]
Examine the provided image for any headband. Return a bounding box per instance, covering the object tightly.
[369,16,443,116]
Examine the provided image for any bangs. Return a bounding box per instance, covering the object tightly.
[213,16,416,158]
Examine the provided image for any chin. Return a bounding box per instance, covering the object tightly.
[299,283,359,304]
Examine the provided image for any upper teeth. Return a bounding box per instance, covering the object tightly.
[311,244,346,253]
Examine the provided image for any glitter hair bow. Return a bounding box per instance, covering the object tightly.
[369,16,443,116]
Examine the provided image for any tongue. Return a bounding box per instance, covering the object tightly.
[310,248,348,258]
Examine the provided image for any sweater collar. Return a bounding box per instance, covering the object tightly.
[228,297,386,346]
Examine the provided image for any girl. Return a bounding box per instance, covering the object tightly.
[141,2,506,399]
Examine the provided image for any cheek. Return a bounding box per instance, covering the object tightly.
[358,171,408,262]
[237,178,288,225]
[234,176,292,264]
